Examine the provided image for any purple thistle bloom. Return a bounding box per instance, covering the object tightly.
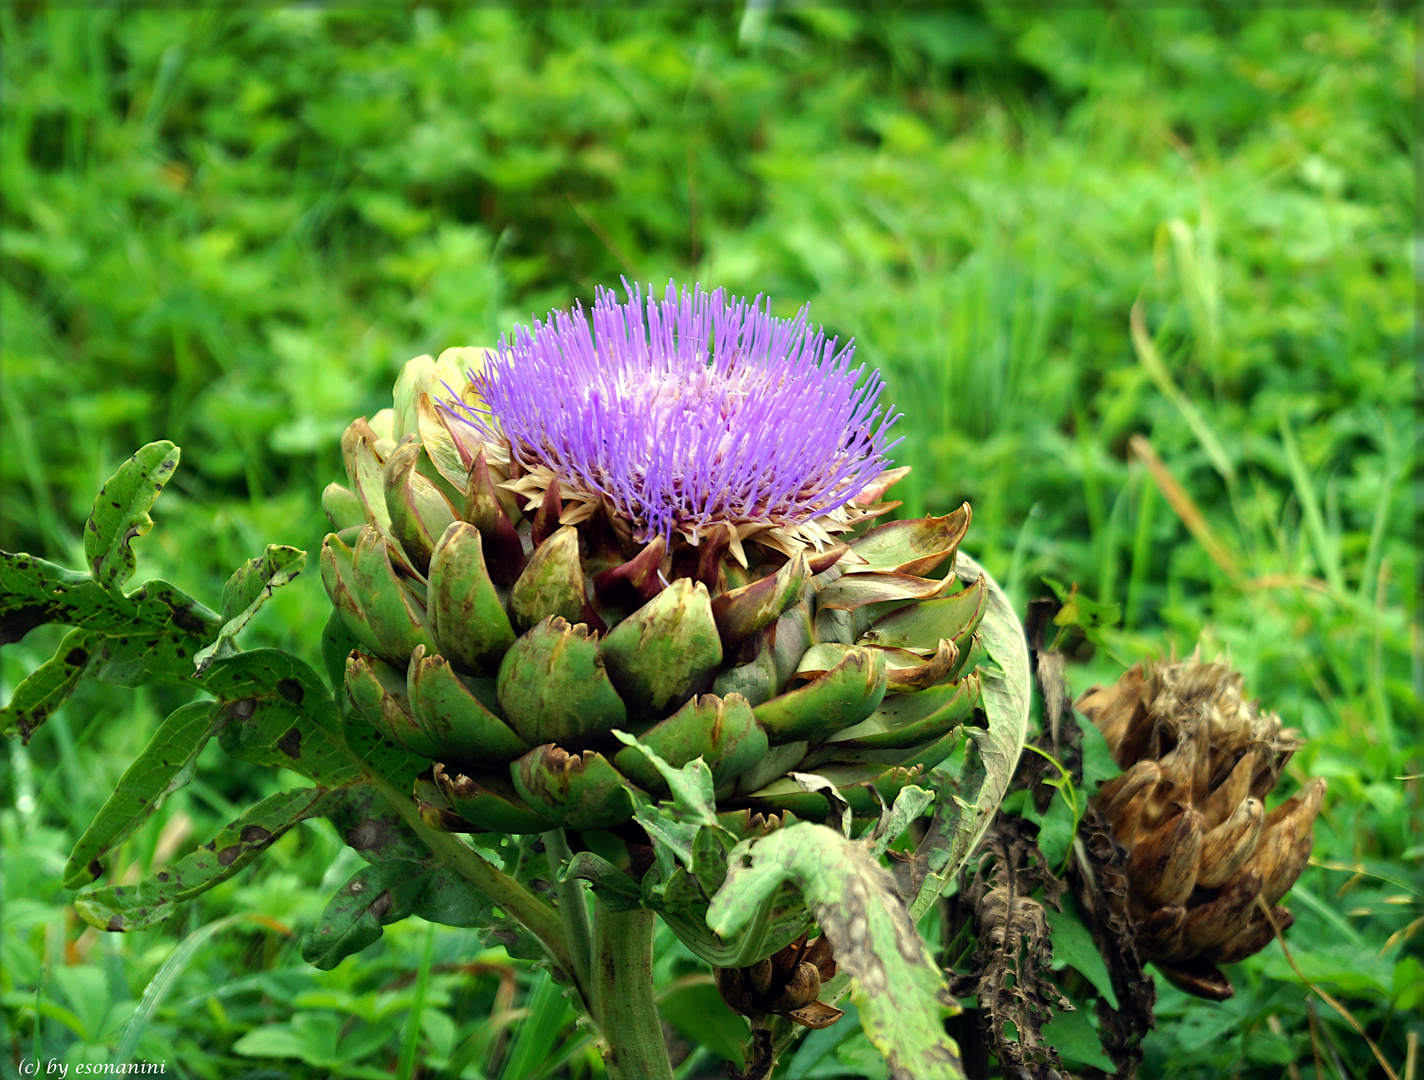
[450,282,900,547]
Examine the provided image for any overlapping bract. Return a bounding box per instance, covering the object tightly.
[1078,654,1326,1000]
[320,348,985,858]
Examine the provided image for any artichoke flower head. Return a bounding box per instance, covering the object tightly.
[320,283,989,936]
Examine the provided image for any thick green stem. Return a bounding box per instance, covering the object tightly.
[544,828,594,1002]
[591,905,675,1080]
[362,767,573,978]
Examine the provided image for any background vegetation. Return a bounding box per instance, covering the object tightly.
[2,5,1415,1078]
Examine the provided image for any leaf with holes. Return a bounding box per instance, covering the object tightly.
[707,821,963,1080]
[83,441,181,593]
[64,700,223,889]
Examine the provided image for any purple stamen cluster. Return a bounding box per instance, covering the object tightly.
[451,282,900,544]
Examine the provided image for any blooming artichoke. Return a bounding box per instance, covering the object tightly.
[1077,653,1326,1000]
[320,284,984,864]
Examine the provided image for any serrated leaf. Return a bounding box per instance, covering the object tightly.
[194,546,307,674]
[75,786,329,931]
[0,627,95,741]
[911,552,1029,919]
[301,861,430,969]
[707,822,963,1080]
[84,441,180,593]
[612,730,721,886]
[64,700,222,888]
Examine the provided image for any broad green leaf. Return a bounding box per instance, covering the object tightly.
[84,441,180,593]
[204,648,416,789]
[911,551,1029,919]
[707,822,963,1080]
[0,626,95,741]
[321,782,430,865]
[1045,898,1119,1009]
[0,551,121,642]
[301,861,430,970]
[660,980,749,1067]
[64,700,222,888]
[414,866,501,928]
[74,786,329,931]
[1040,1008,1116,1073]
[195,545,307,673]
[866,783,935,858]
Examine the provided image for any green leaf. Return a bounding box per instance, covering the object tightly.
[413,866,501,928]
[301,861,430,970]
[660,980,749,1067]
[865,783,935,858]
[64,700,222,888]
[1041,1008,1115,1073]
[911,551,1029,919]
[74,786,329,931]
[1076,705,1121,793]
[204,648,413,789]
[612,730,722,892]
[565,851,644,912]
[83,441,181,593]
[321,609,362,695]
[1045,898,1119,1009]
[707,821,963,1080]
[195,545,307,674]
[0,626,95,741]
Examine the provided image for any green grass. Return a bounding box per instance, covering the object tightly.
[1,5,1415,1079]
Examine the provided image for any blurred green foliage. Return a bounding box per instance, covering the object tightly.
[1,4,1415,1079]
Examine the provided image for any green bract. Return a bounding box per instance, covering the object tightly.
[321,350,990,957]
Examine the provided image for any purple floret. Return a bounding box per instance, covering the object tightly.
[451,282,900,544]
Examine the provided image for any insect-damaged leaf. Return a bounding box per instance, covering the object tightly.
[0,545,221,708]
[203,648,417,791]
[0,627,95,742]
[74,786,329,932]
[195,546,307,674]
[707,822,963,1080]
[64,699,222,888]
[910,551,1030,920]
[84,441,181,594]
